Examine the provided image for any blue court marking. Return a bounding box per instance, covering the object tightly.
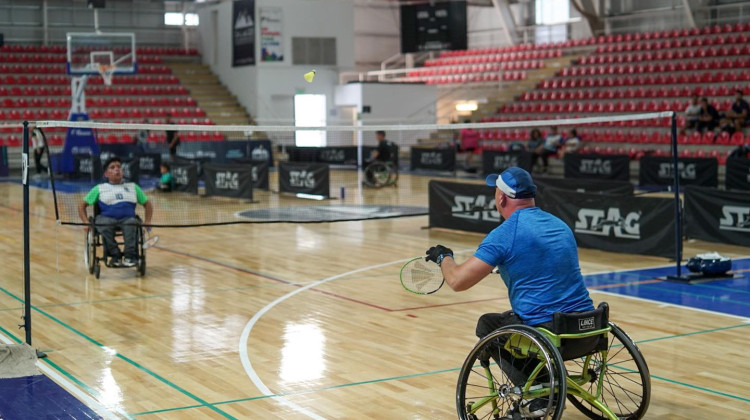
[0,375,102,420]
[584,257,750,318]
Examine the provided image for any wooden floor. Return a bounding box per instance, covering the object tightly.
[0,174,748,420]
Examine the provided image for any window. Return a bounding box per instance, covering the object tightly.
[292,37,337,66]
[294,94,327,147]
[164,12,199,26]
[535,0,568,44]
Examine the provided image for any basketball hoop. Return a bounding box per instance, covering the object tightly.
[97,63,116,86]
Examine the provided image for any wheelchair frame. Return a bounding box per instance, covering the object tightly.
[85,215,147,279]
[456,318,650,420]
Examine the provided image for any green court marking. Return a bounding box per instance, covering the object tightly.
[133,323,750,417]
[0,285,237,420]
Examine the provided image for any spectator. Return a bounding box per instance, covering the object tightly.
[684,94,701,130]
[135,118,149,154]
[539,126,562,174]
[723,90,750,134]
[165,113,180,159]
[159,163,174,192]
[30,128,47,176]
[560,128,582,157]
[527,129,544,173]
[697,97,720,133]
[459,119,480,169]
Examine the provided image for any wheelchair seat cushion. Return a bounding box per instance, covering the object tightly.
[552,302,609,360]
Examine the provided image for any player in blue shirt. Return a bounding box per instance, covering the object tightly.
[78,156,153,268]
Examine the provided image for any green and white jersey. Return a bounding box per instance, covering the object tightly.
[83,182,147,219]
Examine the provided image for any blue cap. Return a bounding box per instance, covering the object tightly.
[485,167,537,198]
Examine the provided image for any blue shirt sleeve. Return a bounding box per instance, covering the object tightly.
[474,220,513,267]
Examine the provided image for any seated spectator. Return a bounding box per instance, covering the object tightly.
[539,126,562,174]
[684,95,701,130]
[528,129,544,172]
[560,128,582,157]
[697,97,720,133]
[728,143,750,159]
[722,90,750,134]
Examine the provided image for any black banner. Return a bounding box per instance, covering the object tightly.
[120,157,140,183]
[73,154,102,180]
[232,0,255,67]
[170,162,199,194]
[726,158,750,191]
[0,146,7,177]
[685,186,750,247]
[481,151,532,175]
[428,180,502,234]
[541,188,675,258]
[279,162,330,197]
[287,146,375,166]
[177,140,253,164]
[411,147,456,172]
[203,163,254,200]
[230,159,269,190]
[639,156,718,187]
[138,153,162,177]
[100,144,138,159]
[535,177,634,196]
[564,153,630,181]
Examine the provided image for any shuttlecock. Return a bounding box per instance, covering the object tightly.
[304,70,316,83]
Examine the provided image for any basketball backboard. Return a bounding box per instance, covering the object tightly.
[66,32,137,77]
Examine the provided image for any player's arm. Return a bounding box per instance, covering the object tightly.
[78,186,99,229]
[78,201,90,225]
[144,201,153,225]
[135,185,153,225]
[440,256,494,291]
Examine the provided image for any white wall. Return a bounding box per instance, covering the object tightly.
[196,0,355,123]
[334,83,438,147]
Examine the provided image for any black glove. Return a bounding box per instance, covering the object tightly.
[426,245,454,266]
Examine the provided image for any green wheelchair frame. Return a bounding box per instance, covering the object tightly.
[457,314,650,420]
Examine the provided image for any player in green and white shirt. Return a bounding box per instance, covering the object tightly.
[78,156,153,267]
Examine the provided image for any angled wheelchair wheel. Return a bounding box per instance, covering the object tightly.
[565,322,651,420]
[363,161,392,188]
[136,226,146,276]
[385,162,399,186]
[457,325,567,420]
[85,229,96,274]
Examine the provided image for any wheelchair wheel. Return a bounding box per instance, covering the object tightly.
[136,227,146,276]
[94,264,100,279]
[385,162,398,186]
[565,322,650,420]
[85,229,96,274]
[457,325,567,420]
[364,161,392,188]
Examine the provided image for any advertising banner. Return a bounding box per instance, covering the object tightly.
[685,186,750,247]
[639,156,718,187]
[260,7,283,62]
[428,180,501,234]
[204,163,254,200]
[411,147,456,172]
[232,0,255,67]
[481,151,532,175]
[279,162,330,197]
[564,153,630,181]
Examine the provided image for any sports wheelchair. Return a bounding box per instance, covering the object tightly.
[363,142,399,188]
[84,212,147,279]
[457,303,650,420]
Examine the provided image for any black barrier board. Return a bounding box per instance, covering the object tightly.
[726,158,750,191]
[540,188,675,258]
[204,163,254,200]
[564,153,630,181]
[177,141,252,164]
[0,146,8,177]
[279,162,330,197]
[287,146,375,166]
[535,177,634,196]
[138,153,162,177]
[100,144,138,159]
[249,140,274,167]
[173,156,211,178]
[170,162,199,194]
[685,186,750,247]
[639,156,718,187]
[411,147,456,172]
[73,154,102,180]
[428,180,502,234]
[481,151,532,175]
[121,157,140,184]
[230,159,270,190]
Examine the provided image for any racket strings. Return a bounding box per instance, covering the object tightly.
[402,260,443,293]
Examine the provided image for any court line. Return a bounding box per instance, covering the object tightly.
[136,321,750,416]
[238,257,413,420]
[0,285,238,419]
[0,326,131,420]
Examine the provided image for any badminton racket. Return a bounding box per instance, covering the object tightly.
[400,257,444,295]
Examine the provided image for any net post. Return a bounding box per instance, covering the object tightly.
[670,112,682,276]
[22,121,32,345]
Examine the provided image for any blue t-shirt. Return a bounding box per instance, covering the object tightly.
[474,207,593,325]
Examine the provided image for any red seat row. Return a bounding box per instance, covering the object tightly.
[408,60,543,77]
[539,70,750,89]
[426,49,561,67]
[582,45,750,65]
[563,57,750,76]
[522,85,749,101]
[594,33,750,54]
[89,107,206,119]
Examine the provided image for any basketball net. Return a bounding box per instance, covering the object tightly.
[97,64,116,86]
